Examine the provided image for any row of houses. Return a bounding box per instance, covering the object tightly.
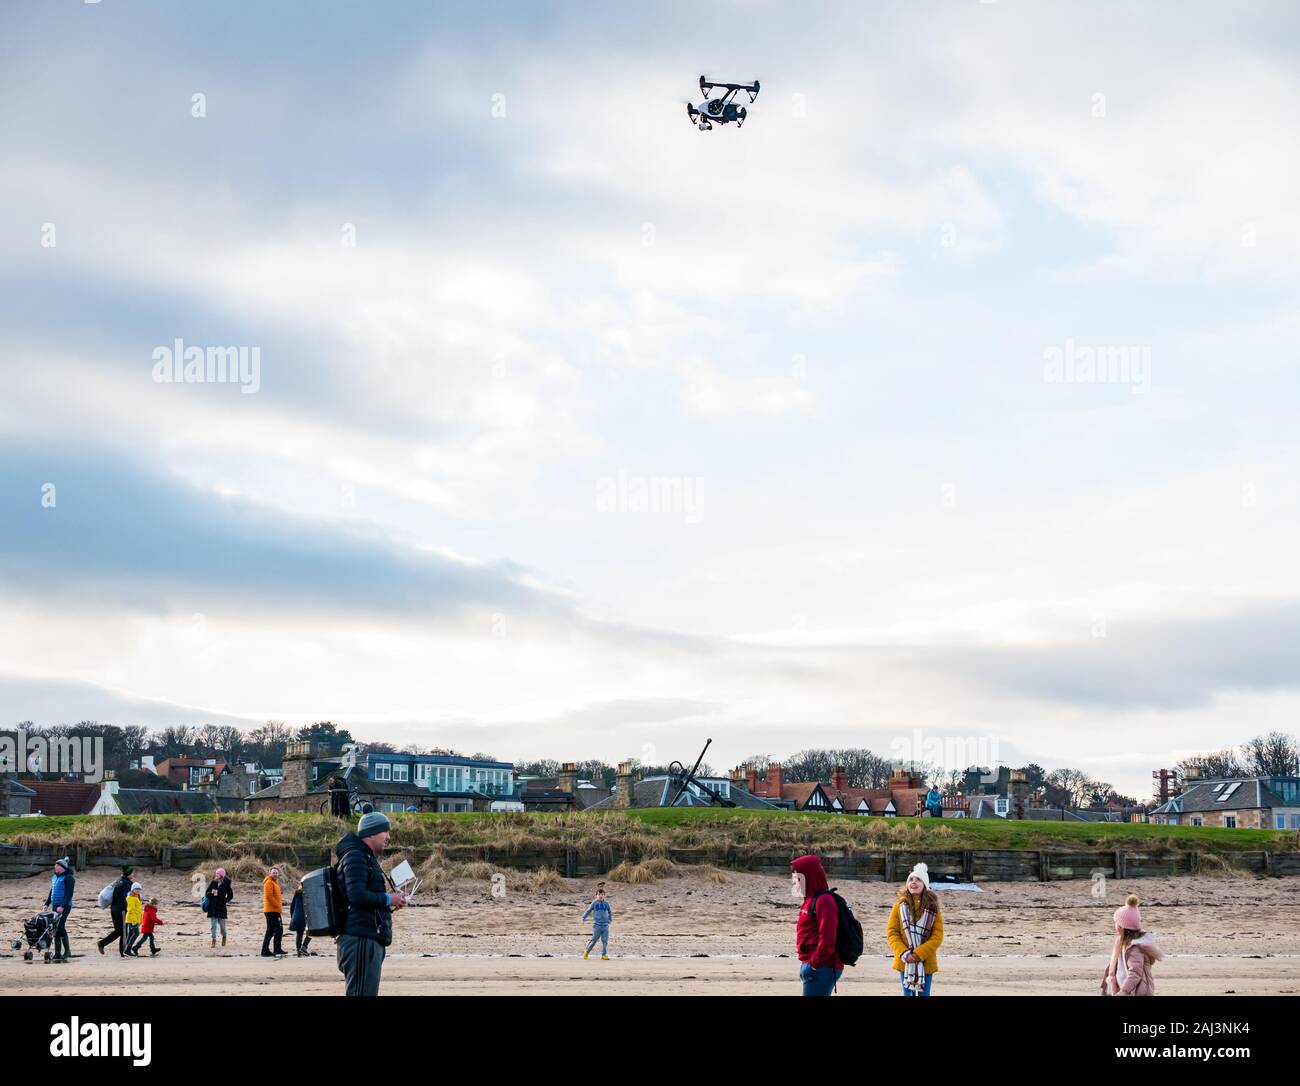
[4,748,1300,830]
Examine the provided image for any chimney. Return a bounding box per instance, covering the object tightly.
[831,765,847,793]
[281,741,313,799]
[767,762,784,798]
[729,765,748,791]
[102,771,120,797]
[557,762,578,795]
[1007,770,1030,820]
[744,764,759,794]
[614,762,634,809]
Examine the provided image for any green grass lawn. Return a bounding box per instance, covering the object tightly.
[1,807,1295,856]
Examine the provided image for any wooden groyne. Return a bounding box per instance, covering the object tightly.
[4,842,1299,882]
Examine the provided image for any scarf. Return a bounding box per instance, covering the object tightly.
[901,896,935,993]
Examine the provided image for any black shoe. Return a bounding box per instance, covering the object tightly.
[150,948,160,956]
[261,951,274,957]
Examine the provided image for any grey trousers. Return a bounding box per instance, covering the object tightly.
[336,933,386,997]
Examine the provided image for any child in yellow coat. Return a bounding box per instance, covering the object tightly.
[885,862,944,996]
[123,883,144,958]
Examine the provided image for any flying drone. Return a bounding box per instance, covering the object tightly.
[686,75,760,131]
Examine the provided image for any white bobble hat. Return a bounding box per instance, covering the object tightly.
[907,862,930,890]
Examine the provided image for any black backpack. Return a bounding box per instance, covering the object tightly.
[303,859,348,938]
[810,888,864,967]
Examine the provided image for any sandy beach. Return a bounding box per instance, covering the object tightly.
[3,866,1298,995]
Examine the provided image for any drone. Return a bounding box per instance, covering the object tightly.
[686,76,760,131]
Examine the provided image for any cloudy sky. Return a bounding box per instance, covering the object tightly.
[2,1,1297,798]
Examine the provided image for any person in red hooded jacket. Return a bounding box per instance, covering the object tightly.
[791,854,843,995]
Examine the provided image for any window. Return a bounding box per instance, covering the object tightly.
[392,765,409,783]
[374,763,391,781]
[1216,782,1242,801]
[1191,817,1202,827]
[1224,815,1237,828]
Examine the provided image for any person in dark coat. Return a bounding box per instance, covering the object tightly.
[205,868,234,948]
[335,807,407,996]
[43,857,75,962]
[289,879,312,956]
[329,776,351,819]
[97,865,134,957]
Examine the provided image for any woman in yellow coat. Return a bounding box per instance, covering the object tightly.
[885,862,944,996]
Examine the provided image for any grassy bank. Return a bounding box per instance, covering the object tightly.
[1,807,1295,859]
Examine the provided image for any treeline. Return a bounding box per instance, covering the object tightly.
[1177,731,1300,780]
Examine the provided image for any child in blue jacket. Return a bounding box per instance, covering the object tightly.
[581,882,613,960]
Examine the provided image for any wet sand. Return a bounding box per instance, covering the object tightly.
[3,866,1297,995]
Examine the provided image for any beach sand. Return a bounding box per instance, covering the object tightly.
[3,866,1298,995]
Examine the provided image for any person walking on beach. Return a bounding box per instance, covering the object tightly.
[581,882,612,960]
[335,807,408,996]
[43,856,75,962]
[1102,894,1164,996]
[123,883,144,957]
[886,862,944,996]
[261,867,286,957]
[130,898,164,956]
[205,868,234,948]
[97,865,134,957]
[289,879,312,956]
[791,854,843,995]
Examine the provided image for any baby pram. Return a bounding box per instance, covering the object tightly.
[10,909,56,962]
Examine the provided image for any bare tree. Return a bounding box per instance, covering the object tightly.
[1047,768,1094,807]
[784,749,835,783]
[514,759,561,778]
[1242,732,1300,777]
[1178,749,1247,780]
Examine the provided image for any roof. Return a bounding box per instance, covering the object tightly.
[1151,778,1291,816]
[7,780,36,796]
[25,780,101,815]
[585,776,782,811]
[249,766,436,803]
[779,782,824,808]
[111,789,222,815]
[366,752,513,770]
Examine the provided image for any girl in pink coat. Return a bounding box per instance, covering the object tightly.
[1102,894,1164,996]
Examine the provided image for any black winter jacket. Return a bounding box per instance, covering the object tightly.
[110,874,132,916]
[335,831,393,946]
[205,877,234,919]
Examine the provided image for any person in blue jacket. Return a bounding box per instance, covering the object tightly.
[581,882,612,960]
[43,857,75,962]
[925,784,944,818]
